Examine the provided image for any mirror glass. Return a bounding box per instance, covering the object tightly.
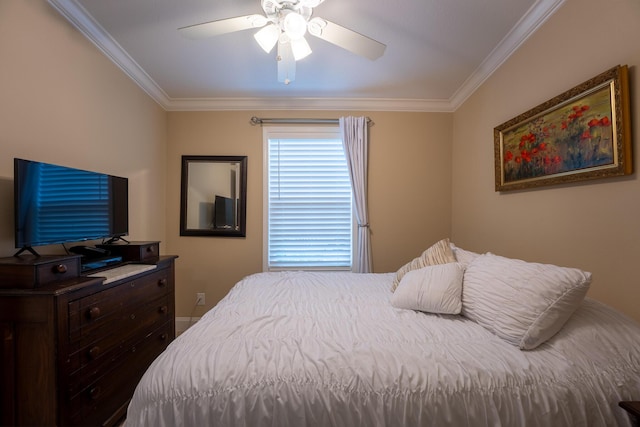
[180,155,247,237]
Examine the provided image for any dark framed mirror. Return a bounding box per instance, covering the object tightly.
[180,155,247,237]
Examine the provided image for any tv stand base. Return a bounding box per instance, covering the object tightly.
[13,246,40,257]
[103,236,131,245]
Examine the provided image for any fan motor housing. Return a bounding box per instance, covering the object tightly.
[262,0,313,22]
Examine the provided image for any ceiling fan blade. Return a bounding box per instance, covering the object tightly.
[308,18,386,60]
[179,15,267,39]
[277,41,296,85]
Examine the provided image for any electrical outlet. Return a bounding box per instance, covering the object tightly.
[196,292,205,306]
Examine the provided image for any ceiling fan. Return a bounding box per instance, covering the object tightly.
[178,0,386,85]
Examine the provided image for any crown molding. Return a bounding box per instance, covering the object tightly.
[47,0,564,113]
[47,0,172,107]
[165,97,454,112]
[449,0,566,109]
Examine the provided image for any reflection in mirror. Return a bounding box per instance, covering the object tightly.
[180,156,247,237]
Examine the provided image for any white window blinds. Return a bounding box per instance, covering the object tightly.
[265,129,353,270]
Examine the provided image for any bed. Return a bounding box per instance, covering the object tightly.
[125,242,640,426]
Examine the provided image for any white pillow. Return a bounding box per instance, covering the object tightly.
[391,263,465,315]
[391,238,457,292]
[450,242,482,267]
[462,253,591,350]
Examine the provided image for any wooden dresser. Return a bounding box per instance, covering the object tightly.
[0,247,177,426]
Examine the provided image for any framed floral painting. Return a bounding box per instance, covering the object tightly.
[494,65,632,192]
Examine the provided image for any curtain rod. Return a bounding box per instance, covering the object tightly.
[249,116,373,126]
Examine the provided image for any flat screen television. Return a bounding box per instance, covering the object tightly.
[213,195,235,229]
[14,158,129,256]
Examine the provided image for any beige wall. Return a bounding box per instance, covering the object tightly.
[0,1,167,255]
[166,111,452,317]
[451,0,640,322]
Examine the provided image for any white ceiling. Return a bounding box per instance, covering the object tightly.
[48,0,565,112]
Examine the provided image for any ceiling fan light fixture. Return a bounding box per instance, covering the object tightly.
[291,37,312,61]
[254,24,280,53]
[307,17,327,37]
[180,0,386,84]
[283,12,307,40]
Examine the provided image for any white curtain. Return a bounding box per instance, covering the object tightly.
[339,116,372,273]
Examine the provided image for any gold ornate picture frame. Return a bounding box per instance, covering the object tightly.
[494,65,632,192]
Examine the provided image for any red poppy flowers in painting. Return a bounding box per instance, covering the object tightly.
[502,87,614,184]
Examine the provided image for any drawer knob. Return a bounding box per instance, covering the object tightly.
[88,346,101,359]
[88,386,101,400]
[160,333,168,341]
[130,313,136,320]
[87,306,101,320]
[159,305,168,314]
[158,278,167,287]
[146,246,154,253]
[53,264,68,274]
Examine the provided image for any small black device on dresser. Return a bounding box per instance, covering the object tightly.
[0,241,177,427]
[69,245,124,272]
[69,245,111,259]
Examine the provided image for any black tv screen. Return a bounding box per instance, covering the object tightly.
[214,195,235,229]
[14,158,129,251]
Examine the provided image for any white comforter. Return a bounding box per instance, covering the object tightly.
[125,271,640,426]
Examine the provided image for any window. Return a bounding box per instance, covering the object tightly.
[264,126,353,270]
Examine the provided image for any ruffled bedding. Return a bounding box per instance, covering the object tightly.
[125,271,640,426]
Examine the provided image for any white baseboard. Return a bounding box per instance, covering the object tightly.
[176,316,201,335]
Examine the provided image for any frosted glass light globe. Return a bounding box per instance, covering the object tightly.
[283,12,307,40]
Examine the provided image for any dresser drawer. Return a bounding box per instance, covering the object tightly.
[67,294,171,379]
[67,323,172,426]
[68,268,171,341]
[37,258,81,286]
[0,255,81,289]
[97,241,160,262]
[132,242,160,261]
